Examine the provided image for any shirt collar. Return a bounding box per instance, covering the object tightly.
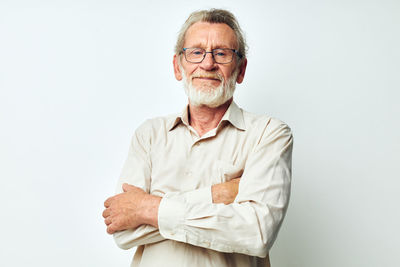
[169,105,190,131]
[220,101,246,131]
[168,101,246,131]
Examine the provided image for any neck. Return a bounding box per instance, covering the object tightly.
[188,98,232,137]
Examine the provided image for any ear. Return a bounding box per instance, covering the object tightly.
[236,58,247,84]
[173,54,183,81]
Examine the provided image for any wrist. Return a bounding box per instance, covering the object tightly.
[211,184,221,203]
[141,194,161,228]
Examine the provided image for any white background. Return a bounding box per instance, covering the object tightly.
[1,0,399,266]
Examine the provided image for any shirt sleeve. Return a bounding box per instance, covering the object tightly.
[157,119,293,257]
[112,122,162,249]
[113,122,213,250]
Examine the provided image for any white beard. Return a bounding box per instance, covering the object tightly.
[181,68,239,108]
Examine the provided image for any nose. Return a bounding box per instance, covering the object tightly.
[200,52,217,71]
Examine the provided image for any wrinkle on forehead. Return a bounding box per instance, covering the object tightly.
[183,22,238,50]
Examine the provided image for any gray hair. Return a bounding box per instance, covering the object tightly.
[175,9,247,65]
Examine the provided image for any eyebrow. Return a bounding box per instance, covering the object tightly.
[185,44,234,49]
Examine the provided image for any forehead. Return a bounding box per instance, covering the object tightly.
[184,22,238,49]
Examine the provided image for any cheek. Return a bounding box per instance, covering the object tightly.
[221,67,236,81]
[189,67,199,76]
[181,62,198,75]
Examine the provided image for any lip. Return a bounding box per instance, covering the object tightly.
[193,77,220,81]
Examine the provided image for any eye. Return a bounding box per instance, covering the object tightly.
[214,49,230,57]
[190,48,204,56]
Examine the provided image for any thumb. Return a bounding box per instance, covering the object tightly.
[122,183,135,192]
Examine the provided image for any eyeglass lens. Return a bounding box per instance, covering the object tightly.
[185,48,235,64]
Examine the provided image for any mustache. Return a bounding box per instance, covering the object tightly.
[191,72,223,81]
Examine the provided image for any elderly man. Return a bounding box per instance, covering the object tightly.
[103,9,293,267]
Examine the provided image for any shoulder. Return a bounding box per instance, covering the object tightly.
[134,112,180,138]
[238,109,293,151]
[242,109,292,135]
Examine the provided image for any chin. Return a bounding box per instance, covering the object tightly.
[181,68,238,108]
[187,84,233,108]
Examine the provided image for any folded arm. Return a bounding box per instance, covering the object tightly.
[103,120,293,257]
[102,124,241,249]
[103,179,241,248]
[156,122,293,257]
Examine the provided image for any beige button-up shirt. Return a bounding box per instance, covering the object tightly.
[114,101,293,267]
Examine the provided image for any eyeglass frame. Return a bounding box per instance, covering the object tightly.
[181,47,243,64]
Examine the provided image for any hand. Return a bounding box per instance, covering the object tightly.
[212,178,241,204]
[102,183,160,234]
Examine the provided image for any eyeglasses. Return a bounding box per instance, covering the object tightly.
[182,47,242,64]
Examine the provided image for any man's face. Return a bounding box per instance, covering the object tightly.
[173,22,247,107]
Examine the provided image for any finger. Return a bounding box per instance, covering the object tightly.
[104,197,113,208]
[104,217,112,226]
[107,220,122,234]
[107,225,115,234]
[122,183,135,192]
[102,208,110,218]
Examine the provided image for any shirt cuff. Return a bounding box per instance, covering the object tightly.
[181,186,212,204]
[158,194,186,241]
